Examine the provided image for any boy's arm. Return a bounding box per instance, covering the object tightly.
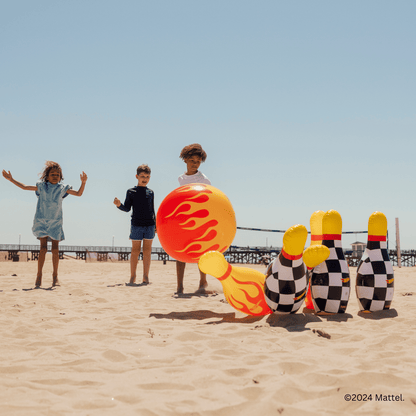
[115,190,132,212]
[152,191,157,232]
[67,172,87,197]
[2,170,37,191]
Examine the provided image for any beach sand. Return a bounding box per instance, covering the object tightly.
[0,257,415,415]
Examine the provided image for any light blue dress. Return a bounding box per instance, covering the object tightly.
[32,181,72,241]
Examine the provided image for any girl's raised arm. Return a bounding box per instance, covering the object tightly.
[2,170,37,191]
[66,171,88,197]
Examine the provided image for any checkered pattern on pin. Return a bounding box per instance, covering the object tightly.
[311,238,350,314]
[264,253,308,314]
[356,240,394,312]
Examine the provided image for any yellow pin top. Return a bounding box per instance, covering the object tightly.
[282,224,308,256]
[322,210,342,235]
[303,245,330,269]
[198,251,229,277]
[368,211,387,236]
[310,210,325,245]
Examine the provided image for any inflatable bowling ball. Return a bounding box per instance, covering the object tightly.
[157,184,236,263]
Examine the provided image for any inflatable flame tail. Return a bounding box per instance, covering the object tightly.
[199,251,272,316]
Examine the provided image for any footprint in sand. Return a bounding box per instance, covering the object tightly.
[102,349,128,362]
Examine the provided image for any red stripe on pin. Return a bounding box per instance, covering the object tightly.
[311,235,323,241]
[322,234,341,240]
[368,235,386,241]
[218,264,232,281]
[281,249,303,261]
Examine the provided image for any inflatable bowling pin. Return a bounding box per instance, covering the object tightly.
[303,245,331,271]
[198,251,272,316]
[264,225,329,314]
[305,210,325,310]
[310,210,350,314]
[356,212,394,312]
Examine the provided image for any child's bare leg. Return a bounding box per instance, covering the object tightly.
[142,239,152,284]
[195,270,209,293]
[196,269,216,294]
[51,240,60,286]
[36,237,48,287]
[130,240,141,284]
[176,261,185,293]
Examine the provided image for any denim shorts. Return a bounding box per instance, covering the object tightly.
[130,225,155,241]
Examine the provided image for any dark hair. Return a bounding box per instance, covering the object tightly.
[40,161,63,182]
[179,143,207,162]
[137,164,151,175]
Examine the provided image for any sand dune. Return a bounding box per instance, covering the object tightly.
[0,257,415,415]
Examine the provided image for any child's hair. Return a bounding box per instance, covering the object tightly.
[179,143,207,162]
[40,161,63,182]
[137,164,151,175]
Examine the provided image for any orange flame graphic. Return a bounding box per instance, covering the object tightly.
[225,276,272,316]
[293,289,307,302]
[198,251,272,316]
[157,184,236,263]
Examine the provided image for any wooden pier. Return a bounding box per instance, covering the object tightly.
[224,246,280,265]
[225,247,415,267]
[0,244,169,262]
[0,244,414,266]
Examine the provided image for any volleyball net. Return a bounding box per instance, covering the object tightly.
[237,227,367,234]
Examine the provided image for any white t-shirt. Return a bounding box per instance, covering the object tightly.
[178,171,211,186]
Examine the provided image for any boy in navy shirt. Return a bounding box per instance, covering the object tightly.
[114,164,155,285]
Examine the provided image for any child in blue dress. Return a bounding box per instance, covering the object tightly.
[2,161,87,288]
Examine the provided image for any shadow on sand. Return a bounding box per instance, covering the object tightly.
[357,308,398,320]
[149,306,359,327]
[266,312,322,332]
[149,309,264,324]
[172,291,218,299]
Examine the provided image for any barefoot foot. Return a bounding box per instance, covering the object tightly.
[35,276,42,288]
[195,286,216,295]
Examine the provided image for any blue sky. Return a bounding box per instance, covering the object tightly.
[1,0,415,250]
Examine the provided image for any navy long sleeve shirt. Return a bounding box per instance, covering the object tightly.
[117,186,156,226]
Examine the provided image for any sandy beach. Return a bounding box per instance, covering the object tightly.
[0,256,415,416]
